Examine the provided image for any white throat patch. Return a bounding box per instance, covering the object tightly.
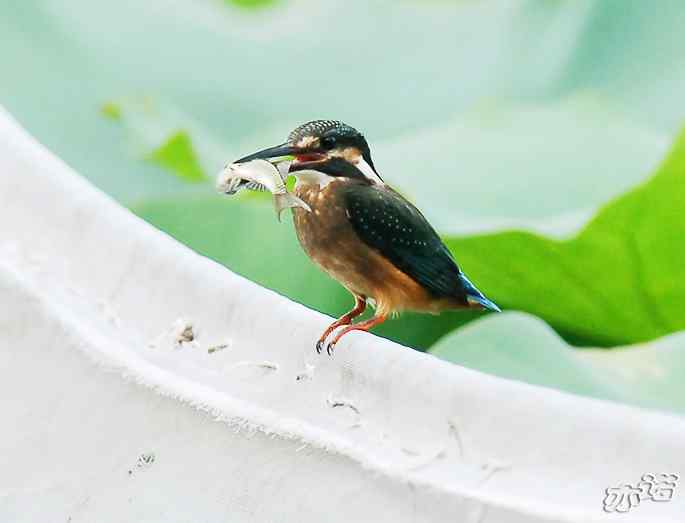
[291,156,383,189]
[356,157,384,185]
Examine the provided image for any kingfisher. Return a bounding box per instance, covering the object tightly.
[235,120,500,354]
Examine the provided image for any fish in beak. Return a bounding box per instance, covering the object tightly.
[217,159,311,221]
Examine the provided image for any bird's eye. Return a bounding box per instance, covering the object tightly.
[320,136,336,150]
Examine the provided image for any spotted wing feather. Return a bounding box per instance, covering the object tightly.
[342,184,469,302]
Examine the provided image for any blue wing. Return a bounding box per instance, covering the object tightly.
[342,183,496,308]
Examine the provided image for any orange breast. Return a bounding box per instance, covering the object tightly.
[292,180,460,315]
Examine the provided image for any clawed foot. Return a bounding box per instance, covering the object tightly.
[314,338,336,356]
[314,314,388,356]
[314,296,367,356]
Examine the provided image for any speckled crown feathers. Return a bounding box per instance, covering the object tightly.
[288,120,361,143]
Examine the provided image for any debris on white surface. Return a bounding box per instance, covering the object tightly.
[477,459,512,487]
[447,416,465,459]
[127,452,156,476]
[148,317,199,350]
[136,452,156,469]
[224,360,279,380]
[1,106,685,522]
[172,318,195,344]
[295,362,316,381]
[207,341,231,354]
[326,395,360,415]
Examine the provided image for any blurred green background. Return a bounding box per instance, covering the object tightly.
[2,0,685,414]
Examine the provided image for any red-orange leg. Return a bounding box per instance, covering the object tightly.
[316,295,367,354]
[325,314,387,355]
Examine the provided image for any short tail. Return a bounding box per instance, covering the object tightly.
[273,193,312,222]
[458,273,501,312]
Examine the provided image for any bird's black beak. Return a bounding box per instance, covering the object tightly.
[234,142,297,164]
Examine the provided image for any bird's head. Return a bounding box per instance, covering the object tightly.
[234,120,383,185]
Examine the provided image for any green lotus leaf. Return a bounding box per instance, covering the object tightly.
[430,311,685,416]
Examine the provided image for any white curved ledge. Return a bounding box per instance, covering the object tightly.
[1,107,683,522]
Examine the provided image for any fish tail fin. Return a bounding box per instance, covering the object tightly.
[273,193,312,222]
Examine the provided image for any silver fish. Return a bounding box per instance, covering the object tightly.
[216,159,310,221]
